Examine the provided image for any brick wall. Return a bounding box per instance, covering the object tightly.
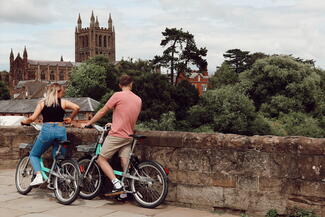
[2,126,325,216]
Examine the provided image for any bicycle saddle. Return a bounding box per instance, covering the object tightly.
[129,135,146,139]
[58,140,71,145]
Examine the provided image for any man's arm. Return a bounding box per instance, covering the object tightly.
[85,106,111,126]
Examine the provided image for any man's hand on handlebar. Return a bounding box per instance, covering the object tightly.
[80,123,93,128]
[105,122,112,128]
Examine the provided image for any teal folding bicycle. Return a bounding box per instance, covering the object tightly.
[77,124,169,208]
[15,123,81,205]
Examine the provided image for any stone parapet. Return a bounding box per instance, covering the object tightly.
[1,126,325,216]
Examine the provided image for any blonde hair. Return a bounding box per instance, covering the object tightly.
[43,83,62,107]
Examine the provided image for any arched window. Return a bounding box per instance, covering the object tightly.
[59,71,64,80]
[104,36,107,47]
[99,35,102,47]
[28,71,35,80]
[41,71,45,80]
[18,70,23,81]
[85,36,88,47]
[50,71,55,80]
[95,34,98,46]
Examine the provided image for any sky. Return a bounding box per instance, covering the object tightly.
[1,0,325,74]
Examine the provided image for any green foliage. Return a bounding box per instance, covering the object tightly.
[276,112,324,138]
[209,62,239,89]
[265,208,319,217]
[137,111,176,131]
[172,80,199,120]
[66,63,107,101]
[186,86,261,135]
[266,209,278,217]
[287,207,319,217]
[133,72,177,122]
[0,81,10,100]
[240,55,323,113]
[223,49,268,73]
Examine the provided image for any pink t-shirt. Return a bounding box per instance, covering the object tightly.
[104,90,142,138]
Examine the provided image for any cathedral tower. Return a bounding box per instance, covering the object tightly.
[75,11,116,63]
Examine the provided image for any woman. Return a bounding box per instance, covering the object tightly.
[21,83,80,186]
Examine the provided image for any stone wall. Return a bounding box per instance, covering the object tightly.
[2,126,325,216]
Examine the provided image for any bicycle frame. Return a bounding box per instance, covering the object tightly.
[22,124,70,184]
[82,126,153,191]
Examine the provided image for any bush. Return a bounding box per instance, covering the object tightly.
[277,112,324,138]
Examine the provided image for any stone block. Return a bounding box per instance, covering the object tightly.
[211,172,236,188]
[237,176,258,191]
[258,177,283,192]
[269,153,299,179]
[165,183,177,202]
[174,170,212,186]
[177,184,224,207]
[176,148,211,172]
[297,155,325,181]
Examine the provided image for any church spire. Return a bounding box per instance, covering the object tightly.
[10,49,14,63]
[23,46,28,59]
[108,13,113,30]
[95,16,99,27]
[90,10,95,28]
[77,13,82,24]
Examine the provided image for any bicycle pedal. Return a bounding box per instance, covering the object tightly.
[104,191,125,197]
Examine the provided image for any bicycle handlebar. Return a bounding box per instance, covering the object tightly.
[21,122,42,131]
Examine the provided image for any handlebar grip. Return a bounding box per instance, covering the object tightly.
[21,122,31,126]
[85,125,93,129]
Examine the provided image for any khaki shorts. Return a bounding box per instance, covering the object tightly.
[100,135,133,159]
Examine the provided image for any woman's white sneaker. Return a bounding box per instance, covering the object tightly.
[30,174,44,186]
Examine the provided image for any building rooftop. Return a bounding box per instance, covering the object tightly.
[0,97,100,114]
[28,59,82,67]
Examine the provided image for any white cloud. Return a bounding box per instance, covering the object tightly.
[1,0,325,74]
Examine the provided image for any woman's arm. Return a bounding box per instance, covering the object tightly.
[62,100,80,123]
[21,102,44,124]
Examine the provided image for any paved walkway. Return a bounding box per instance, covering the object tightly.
[0,169,238,217]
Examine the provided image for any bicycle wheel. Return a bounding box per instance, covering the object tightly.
[130,161,168,208]
[79,157,103,199]
[53,159,80,205]
[15,156,34,195]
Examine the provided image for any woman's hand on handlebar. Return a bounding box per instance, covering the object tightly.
[21,121,30,126]
[64,117,72,124]
[21,119,31,126]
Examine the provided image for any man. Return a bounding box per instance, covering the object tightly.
[83,74,142,193]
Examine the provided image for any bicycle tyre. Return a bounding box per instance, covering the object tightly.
[130,160,168,208]
[53,159,81,205]
[15,155,34,195]
[78,157,103,199]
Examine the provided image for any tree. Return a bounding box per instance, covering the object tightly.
[240,55,323,113]
[153,27,207,85]
[186,86,264,135]
[66,63,107,101]
[133,72,177,121]
[0,81,10,100]
[209,62,239,89]
[172,80,199,120]
[223,49,268,74]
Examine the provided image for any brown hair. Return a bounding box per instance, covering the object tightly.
[119,74,133,87]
